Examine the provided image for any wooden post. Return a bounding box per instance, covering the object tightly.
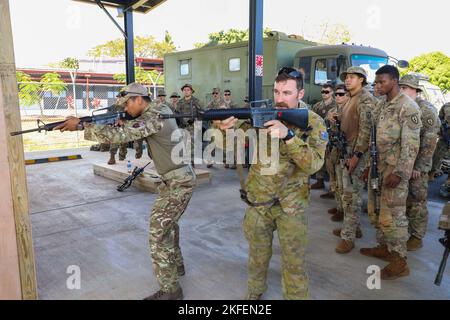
[0,0,37,300]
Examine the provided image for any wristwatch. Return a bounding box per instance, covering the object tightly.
[353,151,363,158]
[283,129,295,142]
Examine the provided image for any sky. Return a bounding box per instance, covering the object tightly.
[8,0,450,68]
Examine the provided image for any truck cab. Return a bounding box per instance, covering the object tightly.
[294,44,389,105]
[408,72,448,110]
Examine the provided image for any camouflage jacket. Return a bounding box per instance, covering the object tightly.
[372,92,421,181]
[312,99,337,119]
[175,96,204,128]
[207,98,226,109]
[84,103,185,175]
[438,102,450,138]
[413,97,440,172]
[224,100,238,109]
[245,110,328,215]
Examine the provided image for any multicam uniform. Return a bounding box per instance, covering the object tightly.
[242,109,327,299]
[338,88,376,241]
[406,98,440,239]
[431,103,450,175]
[367,92,421,257]
[108,103,128,160]
[312,99,337,182]
[84,103,195,294]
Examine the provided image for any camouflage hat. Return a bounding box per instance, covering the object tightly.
[117,82,150,104]
[157,89,166,97]
[170,91,180,98]
[212,87,221,94]
[181,83,195,93]
[340,66,368,84]
[399,74,422,91]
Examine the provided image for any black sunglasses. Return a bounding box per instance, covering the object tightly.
[117,91,145,98]
[321,90,331,94]
[335,92,347,97]
[224,93,231,96]
[212,92,219,95]
[277,67,302,79]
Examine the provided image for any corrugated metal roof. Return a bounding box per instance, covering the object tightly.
[72,0,166,14]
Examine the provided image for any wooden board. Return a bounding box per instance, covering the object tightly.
[0,0,37,300]
[93,158,211,193]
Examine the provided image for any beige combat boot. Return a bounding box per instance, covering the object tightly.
[328,207,338,215]
[331,210,344,222]
[311,178,325,190]
[407,235,423,251]
[107,154,116,165]
[360,244,393,262]
[380,253,410,280]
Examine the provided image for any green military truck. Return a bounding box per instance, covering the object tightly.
[164,31,400,106]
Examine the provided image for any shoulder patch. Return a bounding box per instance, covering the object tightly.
[425,117,435,127]
[132,120,146,129]
[406,113,421,130]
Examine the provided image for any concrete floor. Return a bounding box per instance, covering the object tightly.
[26,147,450,300]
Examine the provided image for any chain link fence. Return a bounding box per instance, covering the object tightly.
[17,82,162,152]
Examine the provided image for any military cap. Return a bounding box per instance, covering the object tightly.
[340,66,368,85]
[117,82,150,104]
[399,74,422,91]
[170,91,180,98]
[212,87,221,94]
[157,89,166,97]
[181,83,195,93]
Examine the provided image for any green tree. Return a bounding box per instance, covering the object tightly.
[40,73,67,113]
[318,21,352,45]
[113,67,164,85]
[88,32,176,59]
[16,71,41,107]
[401,52,450,91]
[194,28,273,48]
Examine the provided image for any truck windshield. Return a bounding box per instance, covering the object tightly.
[351,55,388,83]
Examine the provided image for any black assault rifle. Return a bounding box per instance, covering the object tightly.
[159,100,309,130]
[10,106,134,136]
[370,123,381,216]
[117,161,153,192]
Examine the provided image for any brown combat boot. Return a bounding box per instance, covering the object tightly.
[143,287,183,300]
[331,210,344,222]
[107,154,116,165]
[320,191,335,199]
[380,253,410,280]
[335,239,354,254]
[328,207,338,215]
[311,179,325,190]
[407,235,423,251]
[332,227,363,239]
[360,245,393,262]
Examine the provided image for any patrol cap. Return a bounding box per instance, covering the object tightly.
[340,66,368,85]
[212,87,221,94]
[117,82,150,104]
[399,74,422,91]
[157,89,166,97]
[181,83,195,93]
[170,91,180,98]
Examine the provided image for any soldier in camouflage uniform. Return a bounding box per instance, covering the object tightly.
[107,102,128,165]
[325,84,349,217]
[430,103,450,180]
[333,67,377,253]
[223,89,238,108]
[169,91,180,113]
[55,83,195,300]
[156,89,168,107]
[400,74,440,251]
[361,66,421,280]
[311,84,337,191]
[176,83,204,166]
[215,67,327,300]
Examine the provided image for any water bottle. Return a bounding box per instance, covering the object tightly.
[127,160,132,173]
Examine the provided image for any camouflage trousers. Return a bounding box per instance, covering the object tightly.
[325,148,338,193]
[431,138,448,173]
[109,143,128,159]
[367,166,409,258]
[243,204,309,300]
[406,173,429,239]
[149,171,195,292]
[337,152,367,241]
